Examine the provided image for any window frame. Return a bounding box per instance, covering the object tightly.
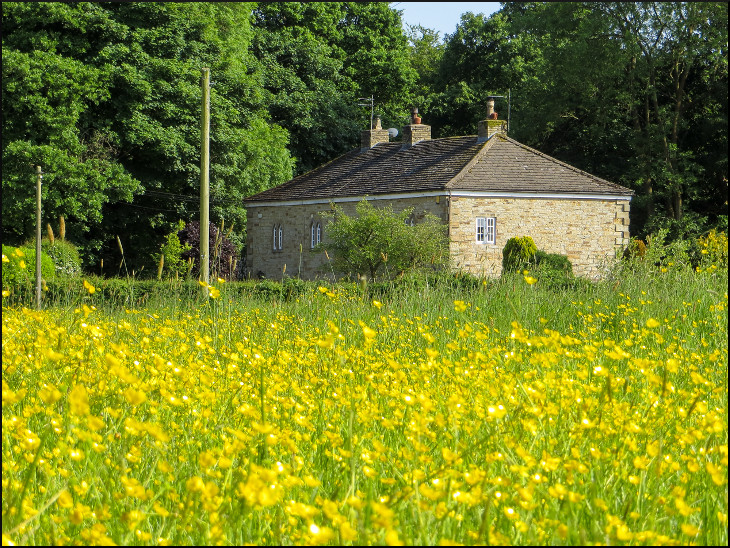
[310,221,322,248]
[476,217,496,245]
[273,224,283,251]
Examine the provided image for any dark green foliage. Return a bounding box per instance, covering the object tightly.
[252,277,306,302]
[534,251,572,275]
[250,2,416,175]
[367,269,484,300]
[41,238,82,277]
[318,199,449,280]
[2,2,293,270]
[502,236,537,272]
[623,239,648,261]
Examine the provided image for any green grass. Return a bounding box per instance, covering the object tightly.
[2,263,728,545]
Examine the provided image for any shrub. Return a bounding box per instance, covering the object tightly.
[318,199,449,280]
[2,245,55,295]
[41,238,82,277]
[179,221,241,281]
[623,238,647,261]
[502,236,537,272]
[697,229,728,269]
[533,250,574,289]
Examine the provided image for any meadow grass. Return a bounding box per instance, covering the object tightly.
[2,265,727,545]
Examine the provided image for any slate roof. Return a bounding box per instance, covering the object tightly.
[244,134,632,203]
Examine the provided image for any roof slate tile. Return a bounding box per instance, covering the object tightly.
[244,134,632,203]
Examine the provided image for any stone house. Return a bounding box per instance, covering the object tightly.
[243,102,633,279]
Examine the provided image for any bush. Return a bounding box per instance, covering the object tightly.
[502,236,537,272]
[2,245,55,298]
[156,220,192,279]
[41,238,82,277]
[318,199,449,280]
[623,238,647,261]
[179,221,241,281]
[533,250,574,289]
[697,229,728,269]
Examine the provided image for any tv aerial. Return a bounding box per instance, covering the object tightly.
[357,95,375,129]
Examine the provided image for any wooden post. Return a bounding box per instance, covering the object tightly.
[200,67,210,289]
[35,165,43,309]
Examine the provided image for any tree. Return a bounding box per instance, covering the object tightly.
[405,24,445,117]
[2,2,294,271]
[430,2,727,238]
[250,2,416,175]
[318,199,448,280]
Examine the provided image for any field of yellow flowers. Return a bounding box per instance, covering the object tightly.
[2,267,728,545]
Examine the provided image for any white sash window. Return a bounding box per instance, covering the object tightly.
[476,217,496,244]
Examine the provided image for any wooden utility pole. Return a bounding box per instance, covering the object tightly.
[35,165,43,309]
[200,68,210,288]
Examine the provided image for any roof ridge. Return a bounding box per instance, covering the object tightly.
[445,137,494,189]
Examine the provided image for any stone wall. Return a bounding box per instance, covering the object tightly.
[448,196,630,278]
[245,196,447,280]
[245,194,629,280]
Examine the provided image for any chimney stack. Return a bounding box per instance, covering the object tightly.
[402,107,431,149]
[478,98,506,142]
[360,115,390,151]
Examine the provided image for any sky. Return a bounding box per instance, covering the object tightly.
[394,2,502,40]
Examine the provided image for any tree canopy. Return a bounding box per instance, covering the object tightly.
[2,2,726,276]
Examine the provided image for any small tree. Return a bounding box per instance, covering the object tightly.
[155,220,192,279]
[317,199,448,280]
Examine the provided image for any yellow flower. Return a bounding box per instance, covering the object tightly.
[58,490,74,509]
[124,386,147,406]
[524,275,537,285]
[454,300,467,312]
[359,320,376,340]
[1,254,8,263]
[208,286,220,299]
[69,384,90,416]
[19,260,26,270]
[83,279,95,294]
[645,318,660,328]
[372,300,383,309]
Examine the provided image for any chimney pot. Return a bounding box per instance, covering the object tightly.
[402,108,430,148]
